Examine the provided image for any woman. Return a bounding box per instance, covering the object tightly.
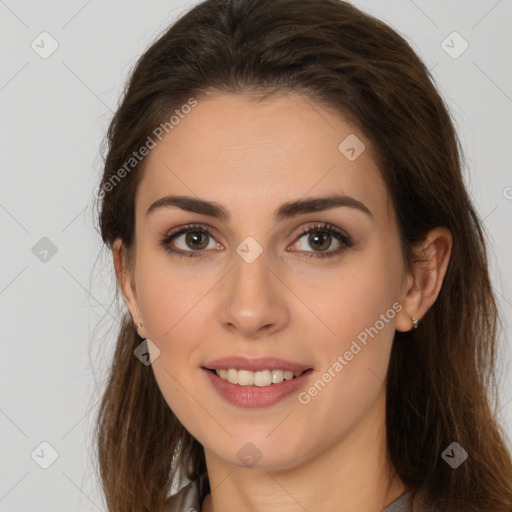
[93,0,512,510]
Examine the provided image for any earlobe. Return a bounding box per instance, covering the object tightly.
[395,278,423,332]
[395,227,453,332]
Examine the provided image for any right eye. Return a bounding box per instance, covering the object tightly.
[160,224,222,258]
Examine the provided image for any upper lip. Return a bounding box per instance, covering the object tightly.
[203,356,313,373]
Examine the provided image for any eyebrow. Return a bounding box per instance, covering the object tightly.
[146,193,372,222]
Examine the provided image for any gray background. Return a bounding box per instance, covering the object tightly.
[1,0,511,510]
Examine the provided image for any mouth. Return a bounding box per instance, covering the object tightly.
[201,356,314,403]
[201,365,314,408]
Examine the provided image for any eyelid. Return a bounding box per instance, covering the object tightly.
[292,221,352,245]
[162,222,222,243]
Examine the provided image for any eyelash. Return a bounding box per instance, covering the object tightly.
[159,221,354,260]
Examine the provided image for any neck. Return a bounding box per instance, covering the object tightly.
[201,388,407,512]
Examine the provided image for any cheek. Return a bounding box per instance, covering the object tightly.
[135,268,175,339]
[298,242,402,405]
[134,254,210,436]
[301,246,402,351]
[133,246,204,339]
[132,247,209,385]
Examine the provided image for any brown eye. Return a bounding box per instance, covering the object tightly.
[160,224,221,258]
[291,222,354,260]
[306,231,334,252]
[184,231,210,250]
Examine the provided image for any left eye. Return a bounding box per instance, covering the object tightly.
[160,222,353,259]
[289,222,353,259]
[294,230,340,252]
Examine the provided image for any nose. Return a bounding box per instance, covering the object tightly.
[217,249,290,339]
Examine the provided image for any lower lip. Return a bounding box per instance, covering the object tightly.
[202,368,314,408]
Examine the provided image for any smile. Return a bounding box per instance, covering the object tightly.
[202,367,314,408]
[212,368,304,387]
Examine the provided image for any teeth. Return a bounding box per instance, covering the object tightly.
[271,369,284,384]
[238,369,254,386]
[226,368,238,384]
[214,368,305,387]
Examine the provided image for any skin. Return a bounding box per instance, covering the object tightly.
[114,92,452,512]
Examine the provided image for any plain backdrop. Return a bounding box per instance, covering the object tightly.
[1,0,511,510]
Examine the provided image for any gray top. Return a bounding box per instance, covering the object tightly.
[164,473,412,511]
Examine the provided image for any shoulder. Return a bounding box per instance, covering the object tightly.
[382,491,412,512]
[163,473,209,512]
[382,491,447,512]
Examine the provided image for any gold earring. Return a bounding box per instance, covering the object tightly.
[411,316,419,329]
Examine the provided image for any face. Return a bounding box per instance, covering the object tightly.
[118,92,414,470]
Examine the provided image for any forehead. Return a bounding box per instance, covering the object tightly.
[137,92,394,225]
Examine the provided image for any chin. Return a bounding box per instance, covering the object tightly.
[206,435,312,472]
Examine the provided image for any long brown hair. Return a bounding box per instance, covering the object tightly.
[93,0,512,510]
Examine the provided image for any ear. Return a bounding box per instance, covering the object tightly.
[112,238,147,338]
[395,227,453,332]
